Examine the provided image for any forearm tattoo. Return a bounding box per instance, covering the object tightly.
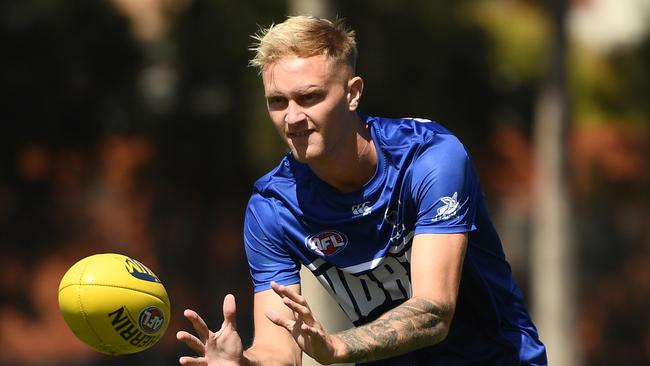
[335,297,451,363]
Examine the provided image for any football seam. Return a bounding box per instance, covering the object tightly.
[77,258,106,349]
[59,282,169,306]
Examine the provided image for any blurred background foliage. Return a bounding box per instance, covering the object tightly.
[0,0,648,365]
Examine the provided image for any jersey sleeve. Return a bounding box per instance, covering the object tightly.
[410,133,480,234]
[243,193,301,292]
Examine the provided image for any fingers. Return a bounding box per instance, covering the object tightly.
[300,322,322,336]
[178,296,245,365]
[270,281,304,304]
[176,330,206,355]
[183,309,210,342]
[271,282,313,319]
[222,294,238,330]
[179,356,207,365]
[282,295,311,317]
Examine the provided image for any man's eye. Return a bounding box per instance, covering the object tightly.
[299,93,322,105]
[267,97,286,108]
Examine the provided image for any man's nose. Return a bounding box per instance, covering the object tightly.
[285,101,306,124]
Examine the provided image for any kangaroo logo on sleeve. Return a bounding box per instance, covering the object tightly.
[433,192,460,221]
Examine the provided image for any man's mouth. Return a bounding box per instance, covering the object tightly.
[287,130,314,138]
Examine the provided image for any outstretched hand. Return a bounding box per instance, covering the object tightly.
[265,281,343,365]
[176,294,244,366]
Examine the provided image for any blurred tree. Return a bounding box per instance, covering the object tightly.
[338,0,496,152]
[0,0,138,173]
[2,0,649,364]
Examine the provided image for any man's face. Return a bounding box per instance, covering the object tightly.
[262,54,356,163]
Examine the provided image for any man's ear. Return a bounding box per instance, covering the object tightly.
[347,76,364,111]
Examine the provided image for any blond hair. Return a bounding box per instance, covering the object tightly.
[249,15,357,73]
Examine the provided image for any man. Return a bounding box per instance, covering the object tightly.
[177,15,547,365]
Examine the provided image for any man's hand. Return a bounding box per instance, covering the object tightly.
[265,281,344,365]
[176,294,245,366]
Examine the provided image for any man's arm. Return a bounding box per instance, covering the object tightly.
[331,233,467,363]
[245,284,303,366]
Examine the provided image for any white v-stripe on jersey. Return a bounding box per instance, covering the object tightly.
[243,115,547,365]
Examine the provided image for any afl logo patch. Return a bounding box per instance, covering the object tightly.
[306,231,348,256]
[124,257,161,283]
[138,306,165,334]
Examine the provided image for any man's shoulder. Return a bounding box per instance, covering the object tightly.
[252,154,298,192]
[366,115,455,146]
[365,115,467,166]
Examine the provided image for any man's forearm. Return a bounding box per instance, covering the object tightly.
[332,297,452,363]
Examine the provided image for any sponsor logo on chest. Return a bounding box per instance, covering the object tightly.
[305,230,348,256]
[352,201,372,216]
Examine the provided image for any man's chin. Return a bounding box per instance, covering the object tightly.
[289,146,317,163]
[290,150,308,163]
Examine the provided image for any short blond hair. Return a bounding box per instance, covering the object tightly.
[249,15,357,73]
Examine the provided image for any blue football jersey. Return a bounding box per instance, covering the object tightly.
[243,115,547,365]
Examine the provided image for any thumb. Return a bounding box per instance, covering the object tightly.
[222,294,238,330]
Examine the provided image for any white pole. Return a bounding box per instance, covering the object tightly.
[531,1,581,365]
[288,0,334,19]
[300,267,353,366]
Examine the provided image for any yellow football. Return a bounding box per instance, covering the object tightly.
[58,253,170,355]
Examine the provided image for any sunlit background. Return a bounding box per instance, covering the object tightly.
[1,0,649,365]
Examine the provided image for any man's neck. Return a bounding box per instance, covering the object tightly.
[307,116,377,193]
